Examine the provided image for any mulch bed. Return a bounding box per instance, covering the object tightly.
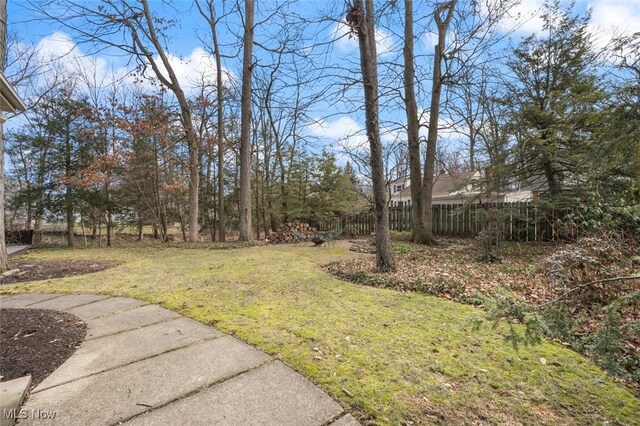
[1,259,115,285]
[0,308,86,388]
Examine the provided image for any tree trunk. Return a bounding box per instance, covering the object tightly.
[195,0,227,242]
[351,0,395,270]
[138,0,199,242]
[159,209,168,243]
[137,215,143,241]
[402,0,428,244]
[179,213,188,242]
[203,127,214,241]
[80,211,87,246]
[212,5,226,242]
[239,0,254,241]
[185,113,199,242]
[105,182,112,247]
[65,128,74,248]
[419,0,457,246]
[469,131,476,171]
[106,209,112,247]
[0,1,7,270]
[0,121,6,271]
[66,192,74,248]
[33,147,49,245]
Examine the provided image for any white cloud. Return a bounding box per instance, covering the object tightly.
[380,126,405,144]
[308,116,363,138]
[375,28,394,56]
[37,32,81,61]
[587,0,640,46]
[496,0,547,34]
[307,112,466,152]
[494,0,639,43]
[333,22,358,51]
[36,32,111,84]
[34,32,233,95]
[332,22,394,57]
[147,47,234,91]
[308,116,368,149]
[423,30,438,49]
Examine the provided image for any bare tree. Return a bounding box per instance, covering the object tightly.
[1,0,8,270]
[399,0,517,244]
[402,0,429,243]
[239,0,254,240]
[348,0,395,270]
[196,0,228,241]
[417,0,457,245]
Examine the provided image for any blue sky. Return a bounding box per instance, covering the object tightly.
[5,0,639,161]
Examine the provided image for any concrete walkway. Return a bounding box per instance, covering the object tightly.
[0,294,360,426]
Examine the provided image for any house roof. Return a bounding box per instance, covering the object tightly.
[389,176,409,186]
[0,72,27,113]
[432,171,478,197]
[390,171,480,200]
[515,174,549,192]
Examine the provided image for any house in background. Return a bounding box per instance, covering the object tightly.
[388,177,412,207]
[388,170,547,206]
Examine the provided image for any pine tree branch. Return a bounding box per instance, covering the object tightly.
[538,275,640,308]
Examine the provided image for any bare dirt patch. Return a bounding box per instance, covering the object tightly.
[0,308,86,388]
[1,259,116,285]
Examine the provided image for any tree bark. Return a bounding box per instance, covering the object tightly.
[0,1,7,270]
[197,0,227,241]
[64,128,74,248]
[0,120,6,270]
[239,0,254,241]
[104,182,112,247]
[137,215,143,241]
[402,0,428,244]
[419,0,457,246]
[351,0,395,270]
[213,21,226,242]
[136,0,199,242]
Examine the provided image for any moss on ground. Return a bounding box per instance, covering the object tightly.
[2,243,638,425]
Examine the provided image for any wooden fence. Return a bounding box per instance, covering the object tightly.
[317,202,560,241]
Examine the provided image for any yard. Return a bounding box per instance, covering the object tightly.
[1,242,638,425]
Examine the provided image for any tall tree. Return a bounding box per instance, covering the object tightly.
[0,0,8,270]
[419,0,457,245]
[347,0,395,270]
[507,1,599,197]
[402,0,428,243]
[239,0,255,240]
[118,93,177,242]
[196,0,227,241]
[24,86,90,248]
[401,0,514,244]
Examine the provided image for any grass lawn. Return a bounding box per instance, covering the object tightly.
[2,243,638,425]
